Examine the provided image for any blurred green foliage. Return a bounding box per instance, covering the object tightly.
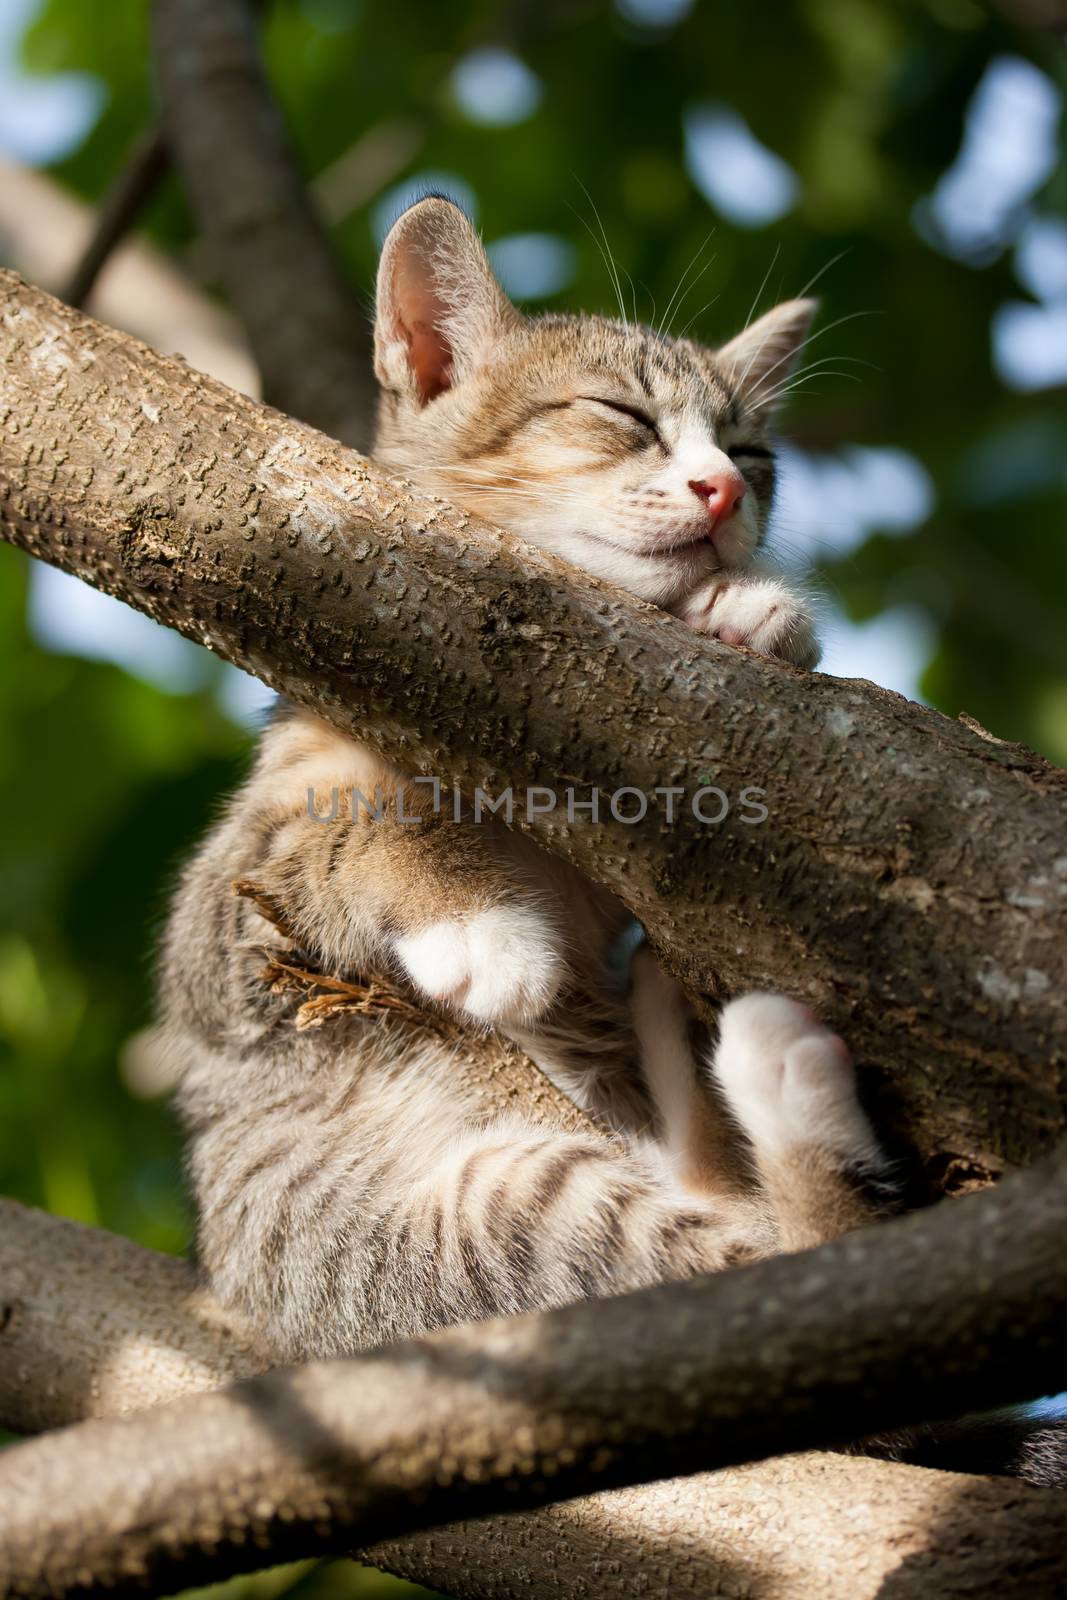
[0,552,245,1251]
[2,1,1066,1596]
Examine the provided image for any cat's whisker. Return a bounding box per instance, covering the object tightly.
[442,468,598,501]
[657,232,717,336]
[569,181,630,329]
[736,330,773,393]
[628,265,640,328]
[769,353,874,394]
[742,244,782,334]
[442,467,590,499]
[442,480,592,510]
[675,293,722,341]
[441,462,559,482]
[746,309,875,405]
[448,491,591,514]
[756,369,863,408]
[792,250,849,303]
[755,360,866,405]
[767,525,879,572]
[790,353,873,373]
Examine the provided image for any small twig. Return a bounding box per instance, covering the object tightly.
[231,875,297,941]
[233,875,459,1034]
[230,877,585,1125]
[62,125,170,308]
[255,945,461,1036]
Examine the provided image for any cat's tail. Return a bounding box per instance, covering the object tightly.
[862,1399,1067,1486]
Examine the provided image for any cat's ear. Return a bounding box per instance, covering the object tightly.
[374,196,520,404]
[715,298,816,415]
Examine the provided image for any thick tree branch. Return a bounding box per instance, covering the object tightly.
[366,1468,1067,1600]
[2,273,1065,1180]
[151,0,377,447]
[0,1202,272,1431]
[2,1140,1067,1597]
[4,1211,1063,1600]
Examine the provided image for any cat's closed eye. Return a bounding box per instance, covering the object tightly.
[578,396,664,447]
[726,442,774,463]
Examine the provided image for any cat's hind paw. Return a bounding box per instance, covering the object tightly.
[711,993,882,1168]
[395,905,565,1027]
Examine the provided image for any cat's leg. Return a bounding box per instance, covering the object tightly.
[629,947,754,1202]
[215,707,570,1029]
[191,1028,778,1357]
[671,572,819,667]
[400,1116,773,1336]
[710,993,891,1250]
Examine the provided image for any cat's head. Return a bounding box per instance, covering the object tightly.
[373,196,813,605]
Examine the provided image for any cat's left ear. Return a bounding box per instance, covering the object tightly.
[375,195,521,405]
[714,298,816,415]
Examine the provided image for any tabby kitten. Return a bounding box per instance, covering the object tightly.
[162,196,888,1364]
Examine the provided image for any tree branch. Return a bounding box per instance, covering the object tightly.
[150,0,377,447]
[2,272,1066,1179]
[5,1208,1063,1600]
[0,1201,272,1432]
[61,125,170,309]
[0,155,258,397]
[2,1137,1067,1597]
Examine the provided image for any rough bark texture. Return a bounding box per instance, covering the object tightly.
[2,1136,1067,1597]
[2,1203,1067,1600]
[151,0,377,447]
[370,1461,1067,1600]
[6,1206,1064,1600]
[0,1202,272,1433]
[2,272,1066,1186]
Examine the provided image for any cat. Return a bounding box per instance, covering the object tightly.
[162,195,891,1374]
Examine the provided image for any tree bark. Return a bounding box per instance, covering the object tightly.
[2,1140,1067,1599]
[367,1465,1067,1600]
[4,1220,1062,1600]
[2,271,1066,1183]
[151,0,377,448]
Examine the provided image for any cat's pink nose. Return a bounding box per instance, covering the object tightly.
[689,471,746,527]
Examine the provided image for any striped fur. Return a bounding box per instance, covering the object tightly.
[163,198,889,1362]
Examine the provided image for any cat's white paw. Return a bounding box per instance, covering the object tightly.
[395,906,565,1026]
[711,993,881,1166]
[676,577,818,668]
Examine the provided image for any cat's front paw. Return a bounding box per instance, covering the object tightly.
[711,993,881,1167]
[676,577,818,668]
[395,905,565,1027]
